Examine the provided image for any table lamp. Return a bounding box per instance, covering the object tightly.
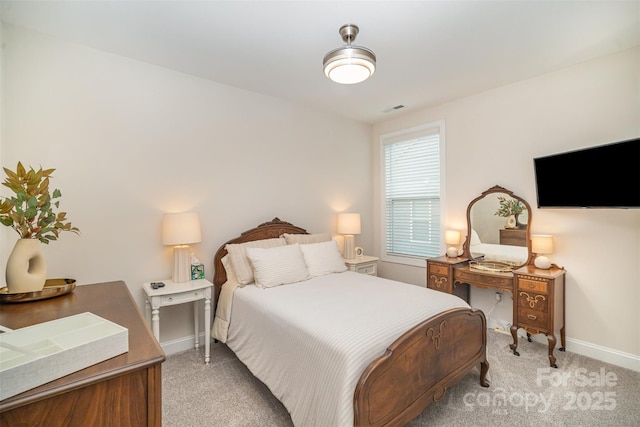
[445,230,461,258]
[338,213,361,260]
[531,234,554,269]
[162,212,202,282]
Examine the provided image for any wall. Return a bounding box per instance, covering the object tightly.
[373,47,640,370]
[0,25,373,347]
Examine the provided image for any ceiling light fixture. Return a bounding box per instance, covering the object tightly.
[323,24,376,85]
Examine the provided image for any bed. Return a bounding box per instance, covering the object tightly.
[212,218,489,426]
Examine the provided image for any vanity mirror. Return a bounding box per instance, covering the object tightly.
[462,185,532,268]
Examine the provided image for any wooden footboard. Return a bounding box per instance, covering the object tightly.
[354,307,489,427]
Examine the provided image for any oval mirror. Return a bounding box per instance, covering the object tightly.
[462,185,532,268]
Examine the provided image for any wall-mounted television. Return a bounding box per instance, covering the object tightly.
[533,138,640,208]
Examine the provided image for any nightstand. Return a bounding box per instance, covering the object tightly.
[143,278,213,364]
[344,256,379,276]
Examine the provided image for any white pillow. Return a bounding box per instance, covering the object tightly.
[221,254,240,286]
[282,233,332,245]
[225,237,287,285]
[299,240,347,277]
[470,229,482,246]
[245,244,310,288]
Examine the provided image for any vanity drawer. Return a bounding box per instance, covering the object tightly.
[427,274,452,293]
[428,264,449,276]
[518,308,549,331]
[517,291,548,312]
[518,277,548,294]
[455,269,512,290]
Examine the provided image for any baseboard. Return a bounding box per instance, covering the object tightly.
[565,336,640,373]
[160,333,205,357]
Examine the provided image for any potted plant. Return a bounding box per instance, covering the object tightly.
[0,162,79,293]
[494,196,524,229]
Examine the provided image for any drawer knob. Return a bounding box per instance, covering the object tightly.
[527,314,537,321]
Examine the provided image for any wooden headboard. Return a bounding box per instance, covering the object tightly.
[212,217,308,303]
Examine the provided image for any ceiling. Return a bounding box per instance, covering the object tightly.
[2,1,638,124]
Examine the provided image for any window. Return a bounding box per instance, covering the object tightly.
[381,122,444,266]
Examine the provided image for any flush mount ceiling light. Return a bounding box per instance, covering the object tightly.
[323,24,376,84]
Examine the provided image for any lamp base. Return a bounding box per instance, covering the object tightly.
[446,246,459,258]
[173,245,191,282]
[343,235,355,260]
[534,255,551,270]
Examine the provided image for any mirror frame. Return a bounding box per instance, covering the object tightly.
[462,185,533,267]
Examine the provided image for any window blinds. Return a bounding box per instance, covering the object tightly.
[384,133,441,259]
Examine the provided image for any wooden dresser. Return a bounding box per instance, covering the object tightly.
[0,281,165,427]
[499,228,527,246]
[511,265,566,368]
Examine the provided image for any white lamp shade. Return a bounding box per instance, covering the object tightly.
[445,230,461,245]
[337,213,361,235]
[531,235,554,255]
[162,212,202,246]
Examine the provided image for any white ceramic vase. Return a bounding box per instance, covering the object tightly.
[505,214,517,229]
[6,238,47,293]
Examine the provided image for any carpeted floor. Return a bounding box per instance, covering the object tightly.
[162,330,640,426]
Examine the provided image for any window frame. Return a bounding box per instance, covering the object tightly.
[379,121,446,267]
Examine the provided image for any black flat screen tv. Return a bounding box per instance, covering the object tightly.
[533,138,640,208]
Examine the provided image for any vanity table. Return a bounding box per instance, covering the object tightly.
[426,185,567,368]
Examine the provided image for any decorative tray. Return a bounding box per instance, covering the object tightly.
[0,312,128,400]
[468,261,513,273]
[0,279,76,304]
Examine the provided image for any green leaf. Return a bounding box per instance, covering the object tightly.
[0,162,79,241]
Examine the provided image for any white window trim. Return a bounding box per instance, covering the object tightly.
[379,120,446,267]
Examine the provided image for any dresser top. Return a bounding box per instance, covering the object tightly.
[0,281,164,410]
[514,264,566,279]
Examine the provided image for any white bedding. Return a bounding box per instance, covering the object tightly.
[470,242,528,264]
[223,271,469,427]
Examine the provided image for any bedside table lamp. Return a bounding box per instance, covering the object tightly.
[445,230,461,258]
[162,212,202,282]
[338,213,361,260]
[531,234,554,270]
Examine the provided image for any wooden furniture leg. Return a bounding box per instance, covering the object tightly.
[547,334,558,368]
[510,324,519,356]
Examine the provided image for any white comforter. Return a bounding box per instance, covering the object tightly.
[224,271,469,427]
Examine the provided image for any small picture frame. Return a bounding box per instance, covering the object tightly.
[355,247,364,257]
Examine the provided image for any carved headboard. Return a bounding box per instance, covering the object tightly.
[212,218,308,303]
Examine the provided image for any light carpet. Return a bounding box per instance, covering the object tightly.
[162,330,640,426]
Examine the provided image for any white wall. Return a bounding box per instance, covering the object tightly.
[3,23,639,371]
[0,25,373,344]
[373,47,640,369]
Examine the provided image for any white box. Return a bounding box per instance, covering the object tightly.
[0,312,128,401]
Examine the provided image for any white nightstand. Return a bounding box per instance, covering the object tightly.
[143,278,213,364]
[344,255,379,276]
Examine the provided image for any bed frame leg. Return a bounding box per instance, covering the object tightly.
[480,360,490,387]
